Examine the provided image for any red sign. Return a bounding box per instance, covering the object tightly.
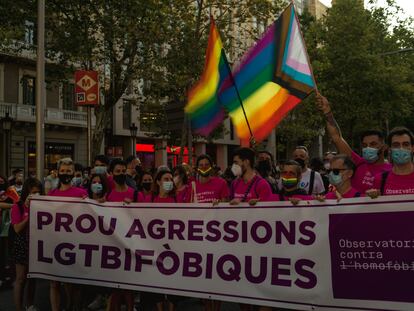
[74,70,99,106]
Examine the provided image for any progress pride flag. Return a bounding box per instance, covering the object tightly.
[29,196,414,311]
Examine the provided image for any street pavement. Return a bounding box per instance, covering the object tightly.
[0,279,242,311]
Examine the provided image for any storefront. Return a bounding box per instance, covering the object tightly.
[28,141,75,173]
[135,143,195,169]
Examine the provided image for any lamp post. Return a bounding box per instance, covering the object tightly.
[129,123,138,156]
[1,112,13,176]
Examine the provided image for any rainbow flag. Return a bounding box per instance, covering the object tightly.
[185,18,232,136]
[219,4,315,145]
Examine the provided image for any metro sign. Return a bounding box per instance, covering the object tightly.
[74,70,99,106]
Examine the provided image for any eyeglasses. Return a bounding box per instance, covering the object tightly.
[327,168,347,175]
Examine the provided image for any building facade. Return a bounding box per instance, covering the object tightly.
[0,53,93,177]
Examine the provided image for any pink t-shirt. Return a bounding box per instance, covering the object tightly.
[48,186,87,198]
[373,170,414,195]
[351,151,392,193]
[325,187,362,199]
[194,177,229,203]
[176,185,191,203]
[152,196,176,203]
[11,203,28,225]
[231,175,272,202]
[106,187,136,202]
[107,175,115,191]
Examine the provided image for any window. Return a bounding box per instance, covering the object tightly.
[122,99,132,130]
[62,83,76,110]
[25,20,35,45]
[22,76,35,106]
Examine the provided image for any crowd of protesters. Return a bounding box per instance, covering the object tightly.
[1,93,414,310]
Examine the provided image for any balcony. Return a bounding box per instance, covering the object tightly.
[0,102,96,128]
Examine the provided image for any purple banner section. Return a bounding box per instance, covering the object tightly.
[329,211,414,303]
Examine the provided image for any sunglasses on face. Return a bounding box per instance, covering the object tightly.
[327,168,347,175]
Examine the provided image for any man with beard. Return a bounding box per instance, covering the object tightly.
[230,147,272,205]
[316,93,391,193]
[292,146,325,195]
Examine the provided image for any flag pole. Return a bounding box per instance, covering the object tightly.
[210,15,255,145]
[220,45,255,145]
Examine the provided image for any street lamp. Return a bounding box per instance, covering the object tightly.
[129,122,138,156]
[1,112,13,176]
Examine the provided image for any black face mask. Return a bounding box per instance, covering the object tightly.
[294,158,306,168]
[114,174,127,185]
[142,182,152,191]
[257,160,271,174]
[58,174,74,185]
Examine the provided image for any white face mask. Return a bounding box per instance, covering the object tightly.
[162,181,174,192]
[231,163,242,177]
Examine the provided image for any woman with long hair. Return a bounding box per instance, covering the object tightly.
[11,177,43,311]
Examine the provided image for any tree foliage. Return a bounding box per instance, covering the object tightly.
[277,0,414,156]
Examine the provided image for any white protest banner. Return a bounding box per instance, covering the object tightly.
[29,196,414,311]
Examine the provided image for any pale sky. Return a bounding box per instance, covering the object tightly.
[319,0,414,18]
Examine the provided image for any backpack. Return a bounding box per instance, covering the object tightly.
[308,170,315,195]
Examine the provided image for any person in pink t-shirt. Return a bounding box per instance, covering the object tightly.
[104,159,136,311]
[316,93,391,193]
[230,148,272,205]
[173,165,191,203]
[11,178,42,311]
[145,170,179,203]
[92,154,115,191]
[139,171,154,202]
[323,154,362,201]
[367,127,414,197]
[48,158,87,311]
[106,159,138,203]
[87,174,108,202]
[192,154,229,204]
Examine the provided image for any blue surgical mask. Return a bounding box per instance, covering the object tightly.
[391,149,412,165]
[162,181,174,192]
[91,183,103,194]
[328,171,343,186]
[94,166,107,175]
[72,177,82,187]
[362,147,379,163]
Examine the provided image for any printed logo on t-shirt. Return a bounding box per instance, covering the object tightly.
[361,173,374,187]
[196,191,217,203]
[299,181,308,190]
